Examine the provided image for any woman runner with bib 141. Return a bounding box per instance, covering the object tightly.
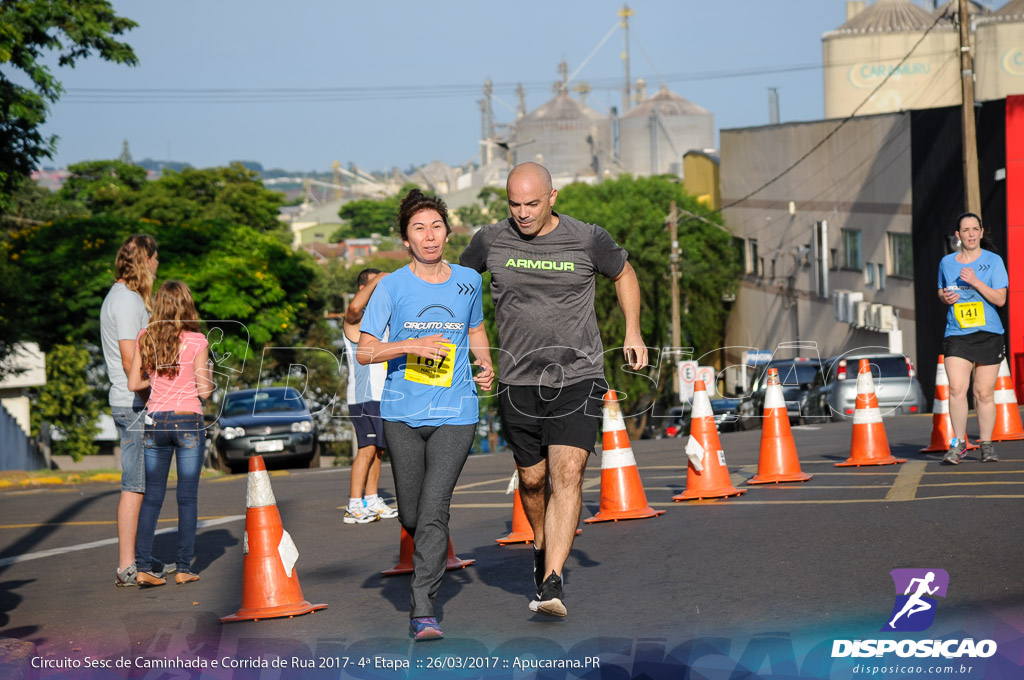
[937,212,1008,465]
[357,189,494,641]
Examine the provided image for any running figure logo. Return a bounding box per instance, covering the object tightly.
[883,568,949,632]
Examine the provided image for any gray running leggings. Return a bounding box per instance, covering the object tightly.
[382,420,476,618]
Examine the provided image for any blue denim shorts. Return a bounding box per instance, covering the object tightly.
[111,403,147,492]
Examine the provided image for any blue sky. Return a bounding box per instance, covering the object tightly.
[38,1,935,173]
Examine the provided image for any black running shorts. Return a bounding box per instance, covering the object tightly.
[943,330,1005,367]
[497,378,608,468]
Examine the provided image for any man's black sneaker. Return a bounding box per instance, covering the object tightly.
[533,548,545,590]
[531,573,566,617]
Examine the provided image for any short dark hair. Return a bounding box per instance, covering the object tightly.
[355,268,381,288]
[956,211,983,230]
[398,189,450,241]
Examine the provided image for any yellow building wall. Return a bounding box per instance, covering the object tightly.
[682,154,721,211]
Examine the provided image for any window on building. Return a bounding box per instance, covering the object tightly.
[830,248,839,271]
[864,262,876,288]
[842,229,862,270]
[877,263,886,290]
[748,239,760,276]
[887,232,913,278]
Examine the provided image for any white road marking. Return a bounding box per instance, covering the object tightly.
[0,515,244,568]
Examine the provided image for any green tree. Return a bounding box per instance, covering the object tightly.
[0,1,137,207]
[554,175,741,432]
[331,182,421,240]
[57,159,147,214]
[128,164,285,232]
[57,162,287,233]
[31,344,102,460]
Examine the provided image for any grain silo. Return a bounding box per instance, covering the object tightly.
[823,0,960,118]
[975,0,1024,102]
[619,85,714,177]
[512,90,613,181]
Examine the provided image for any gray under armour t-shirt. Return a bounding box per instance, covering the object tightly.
[100,282,150,407]
[459,212,627,388]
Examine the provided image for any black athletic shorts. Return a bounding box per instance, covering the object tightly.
[349,401,387,450]
[497,378,608,468]
[943,331,1006,367]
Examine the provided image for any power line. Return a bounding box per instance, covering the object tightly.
[719,9,952,213]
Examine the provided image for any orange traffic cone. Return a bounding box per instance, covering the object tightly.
[495,471,534,544]
[921,356,977,452]
[380,527,475,576]
[674,380,747,500]
[991,359,1024,441]
[584,391,664,523]
[836,359,906,467]
[748,369,812,484]
[495,470,581,544]
[221,456,327,622]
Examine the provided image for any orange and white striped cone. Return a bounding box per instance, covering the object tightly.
[495,470,580,544]
[380,527,475,576]
[748,369,812,484]
[496,471,534,544]
[584,391,664,523]
[221,456,327,622]
[836,359,906,467]
[991,359,1024,441]
[674,380,747,500]
[921,356,977,452]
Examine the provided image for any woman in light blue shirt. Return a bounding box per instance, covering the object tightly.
[358,189,494,641]
[937,212,1008,464]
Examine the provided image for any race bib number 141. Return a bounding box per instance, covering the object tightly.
[954,301,985,329]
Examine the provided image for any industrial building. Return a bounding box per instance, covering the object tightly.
[824,0,1024,118]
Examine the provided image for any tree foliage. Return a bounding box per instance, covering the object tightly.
[554,175,741,424]
[30,344,102,461]
[57,161,286,232]
[331,182,421,240]
[454,186,509,228]
[0,0,137,207]
[3,215,323,393]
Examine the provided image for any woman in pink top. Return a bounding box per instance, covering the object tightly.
[128,281,214,586]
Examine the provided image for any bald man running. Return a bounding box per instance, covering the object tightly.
[460,162,647,618]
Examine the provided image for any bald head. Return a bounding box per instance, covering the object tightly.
[507,162,552,194]
[506,162,558,237]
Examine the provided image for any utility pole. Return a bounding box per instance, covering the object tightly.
[619,4,634,112]
[958,0,981,215]
[668,201,681,397]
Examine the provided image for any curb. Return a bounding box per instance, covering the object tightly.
[0,637,37,680]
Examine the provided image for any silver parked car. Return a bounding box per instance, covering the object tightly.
[803,352,927,423]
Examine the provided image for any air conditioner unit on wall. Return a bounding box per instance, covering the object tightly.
[869,303,883,330]
[847,292,864,326]
[878,305,896,331]
[833,290,846,323]
[855,300,871,328]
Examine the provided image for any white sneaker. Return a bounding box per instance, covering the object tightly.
[365,497,398,519]
[343,504,380,524]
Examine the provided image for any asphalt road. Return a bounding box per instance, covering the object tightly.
[2,413,1023,679]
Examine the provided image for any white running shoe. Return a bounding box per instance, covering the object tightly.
[343,504,380,524]
[366,497,398,519]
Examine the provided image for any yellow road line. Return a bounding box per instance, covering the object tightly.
[885,461,927,501]
[0,515,234,530]
[453,476,510,492]
[920,480,1024,487]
